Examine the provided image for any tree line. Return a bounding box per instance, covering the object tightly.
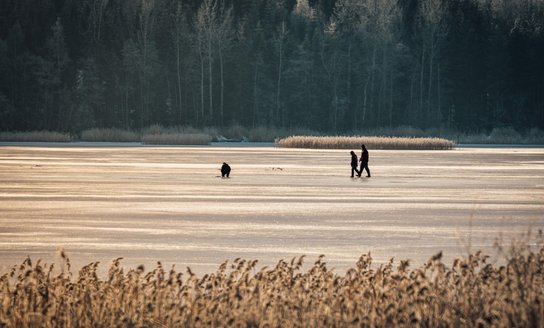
[0,0,543,134]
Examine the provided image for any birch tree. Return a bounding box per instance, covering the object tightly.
[418,0,445,125]
[138,0,156,128]
[320,21,342,131]
[87,0,109,45]
[196,0,217,122]
[172,2,189,124]
[216,2,233,125]
[273,20,288,126]
[37,18,69,130]
[122,39,140,129]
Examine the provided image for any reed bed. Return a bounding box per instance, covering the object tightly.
[277,135,455,150]
[142,133,213,145]
[80,128,140,142]
[2,126,542,145]
[218,124,320,142]
[455,127,544,144]
[141,125,213,145]
[0,131,71,142]
[1,239,543,327]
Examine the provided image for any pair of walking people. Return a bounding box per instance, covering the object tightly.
[350,144,371,178]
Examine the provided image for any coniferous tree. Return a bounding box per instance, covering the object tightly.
[70,58,103,132]
[33,18,70,131]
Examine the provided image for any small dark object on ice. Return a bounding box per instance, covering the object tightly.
[221,162,231,178]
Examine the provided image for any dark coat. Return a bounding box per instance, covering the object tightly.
[361,148,369,162]
[221,163,231,177]
[351,153,358,167]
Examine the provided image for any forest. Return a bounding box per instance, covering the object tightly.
[0,0,543,134]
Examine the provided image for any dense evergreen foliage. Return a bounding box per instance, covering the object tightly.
[0,0,542,133]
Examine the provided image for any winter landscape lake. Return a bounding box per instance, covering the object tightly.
[0,144,543,275]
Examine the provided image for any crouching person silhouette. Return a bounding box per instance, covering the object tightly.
[350,151,361,178]
[221,162,231,178]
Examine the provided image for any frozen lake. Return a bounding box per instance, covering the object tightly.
[0,144,543,274]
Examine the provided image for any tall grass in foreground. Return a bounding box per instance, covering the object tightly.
[0,131,71,142]
[277,135,455,150]
[1,238,543,327]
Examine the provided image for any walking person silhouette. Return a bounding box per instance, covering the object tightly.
[358,144,371,177]
[350,151,361,178]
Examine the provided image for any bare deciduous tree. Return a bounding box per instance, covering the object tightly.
[274,21,288,126]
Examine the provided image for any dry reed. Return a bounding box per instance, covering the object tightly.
[277,135,455,150]
[0,131,71,142]
[141,125,213,145]
[142,133,212,145]
[142,124,212,145]
[217,124,319,142]
[1,235,543,327]
[80,128,140,142]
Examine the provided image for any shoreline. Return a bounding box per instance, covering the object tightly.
[0,141,543,149]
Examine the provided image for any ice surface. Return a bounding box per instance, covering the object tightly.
[0,144,543,275]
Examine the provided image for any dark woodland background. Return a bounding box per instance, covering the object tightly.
[0,0,543,134]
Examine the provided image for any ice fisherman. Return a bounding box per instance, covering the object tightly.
[221,162,231,178]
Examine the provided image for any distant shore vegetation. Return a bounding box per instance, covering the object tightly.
[2,0,544,136]
[1,236,542,327]
[277,135,455,150]
[0,131,72,143]
[1,125,543,147]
